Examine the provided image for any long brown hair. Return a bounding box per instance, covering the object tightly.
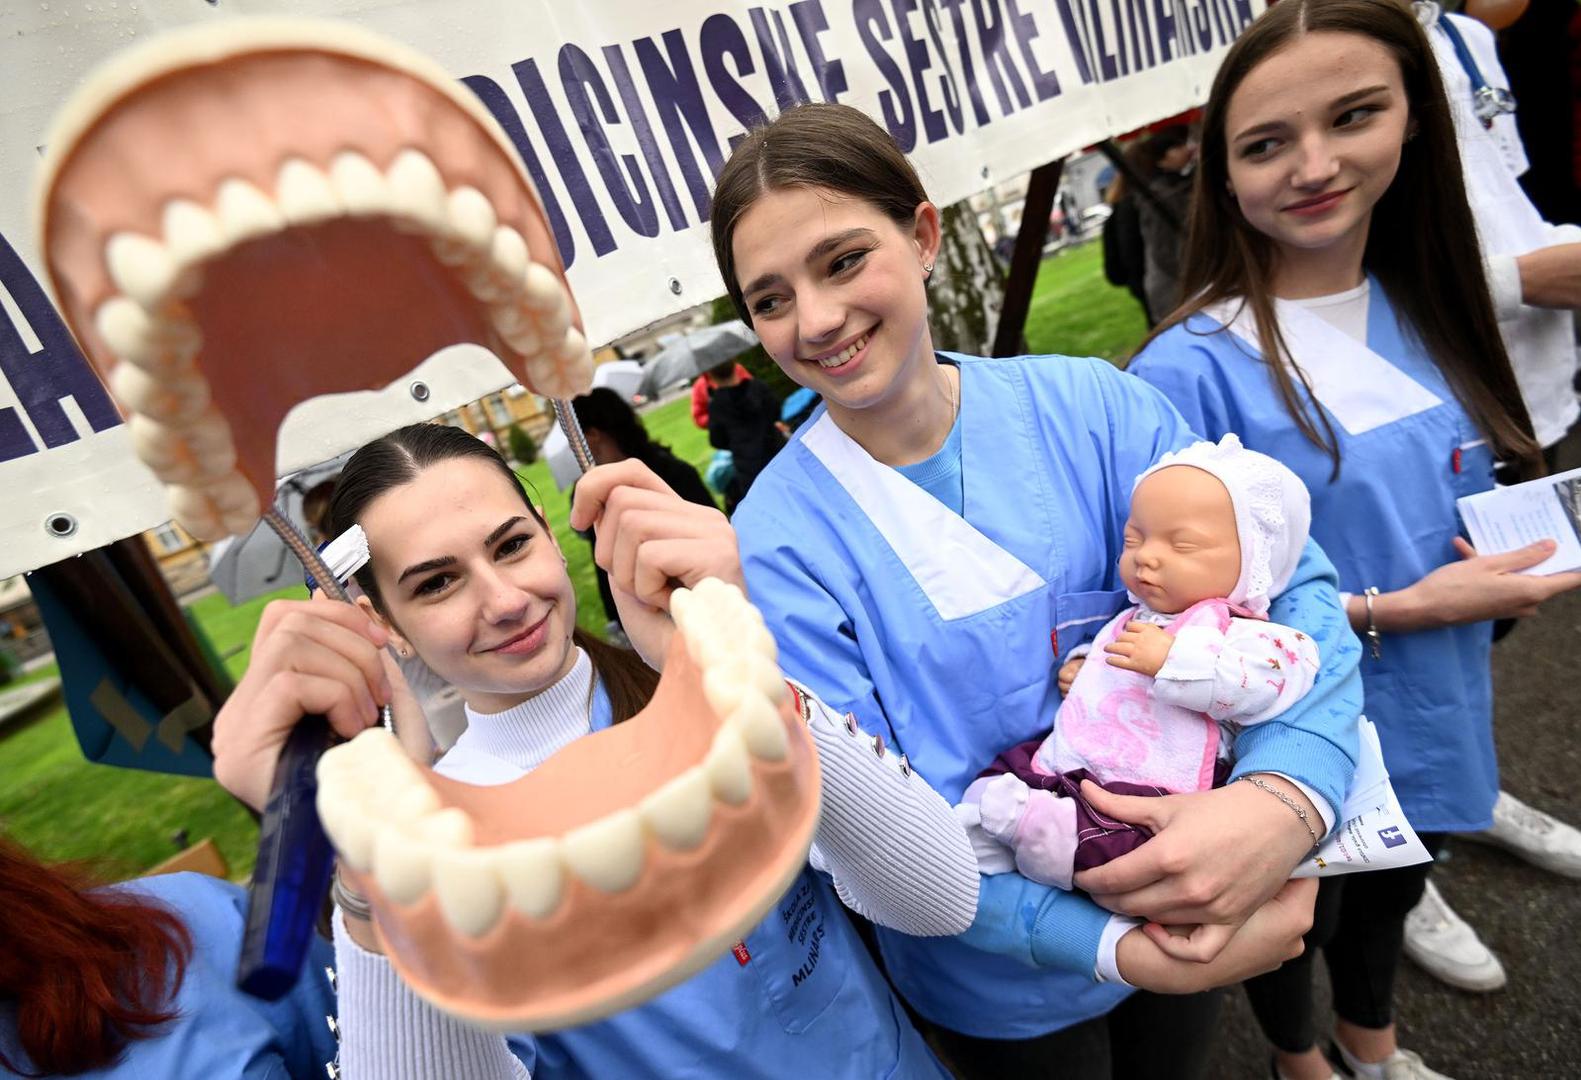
[0,839,192,1076]
[1140,0,1540,479]
[327,423,658,723]
[710,103,929,324]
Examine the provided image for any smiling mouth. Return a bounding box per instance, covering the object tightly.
[483,614,549,656]
[1283,188,1351,214]
[37,18,822,1033]
[808,327,873,369]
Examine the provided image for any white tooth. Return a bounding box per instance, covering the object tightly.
[462,262,507,305]
[669,587,694,623]
[215,178,284,246]
[490,302,531,339]
[316,787,376,872]
[561,808,645,893]
[108,362,210,425]
[702,662,750,718]
[534,294,571,344]
[372,825,432,905]
[495,838,564,919]
[329,151,390,215]
[168,485,223,541]
[446,186,497,252]
[276,158,342,225]
[522,262,561,313]
[490,226,529,285]
[523,355,563,399]
[385,149,448,232]
[220,507,261,536]
[431,237,473,267]
[384,781,442,823]
[731,694,789,762]
[413,806,475,848]
[105,233,177,307]
[206,472,260,518]
[705,724,754,806]
[95,299,201,373]
[161,200,224,268]
[432,849,505,938]
[182,412,239,477]
[640,767,714,851]
[501,321,543,358]
[555,326,589,366]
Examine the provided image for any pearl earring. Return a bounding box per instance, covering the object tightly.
[923,262,935,277]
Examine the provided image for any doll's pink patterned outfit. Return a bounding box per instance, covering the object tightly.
[961,435,1320,890]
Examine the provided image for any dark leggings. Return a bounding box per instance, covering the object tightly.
[924,988,1225,1080]
[1243,833,1446,1052]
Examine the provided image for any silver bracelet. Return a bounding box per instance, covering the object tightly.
[1238,775,1320,853]
[331,868,373,922]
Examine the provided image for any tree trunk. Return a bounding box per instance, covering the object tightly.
[928,198,1006,356]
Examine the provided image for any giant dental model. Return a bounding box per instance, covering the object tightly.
[34,19,822,1031]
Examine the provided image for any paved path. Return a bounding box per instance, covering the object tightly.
[1212,587,1581,1078]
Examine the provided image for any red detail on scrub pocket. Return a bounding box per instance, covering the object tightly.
[1050,629,1059,658]
[732,941,752,966]
[1452,447,1462,473]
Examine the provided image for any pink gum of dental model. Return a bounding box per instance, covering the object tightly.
[341,634,822,1032]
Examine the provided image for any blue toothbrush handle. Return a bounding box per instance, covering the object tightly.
[237,715,337,1000]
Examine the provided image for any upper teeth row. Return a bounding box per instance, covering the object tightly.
[816,333,868,368]
[94,148,594,541]
[316,577,790,940]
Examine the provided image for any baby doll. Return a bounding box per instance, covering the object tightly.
[962,434,1320,890]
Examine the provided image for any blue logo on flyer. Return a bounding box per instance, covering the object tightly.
[1378,826,1406,848]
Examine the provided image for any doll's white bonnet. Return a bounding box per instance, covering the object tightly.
[1134,434,1312,617]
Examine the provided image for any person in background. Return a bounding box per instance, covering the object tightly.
[688,362,752,429]
[1396,0,1581,995]
[1102,142,1154,324]
[1128,1,1581,1074]
[571,388,715,643]
[0,838,338,1078]
[705,359,786,514]
[1135,123,1198,323]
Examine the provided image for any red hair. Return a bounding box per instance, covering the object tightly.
[0,839,192,1076]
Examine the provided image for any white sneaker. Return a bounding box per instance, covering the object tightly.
[1332,1040,1456,1080]
[1462,790,1581,878]
[1402,881,1507,992]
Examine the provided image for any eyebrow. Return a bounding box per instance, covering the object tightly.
[395,516,529,585]
[740,227,878,299]
[1231,85,1392,142]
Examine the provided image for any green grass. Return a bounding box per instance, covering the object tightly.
[1023,239,1150,365]
[0,251,1147,882]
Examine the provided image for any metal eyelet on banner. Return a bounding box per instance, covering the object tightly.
[871,732,886,758]
[844,712,859,736]
[899,754,912,778]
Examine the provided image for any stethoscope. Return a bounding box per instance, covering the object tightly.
[1417,2,1519,128]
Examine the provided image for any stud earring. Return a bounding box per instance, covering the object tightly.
[923,262,935,277]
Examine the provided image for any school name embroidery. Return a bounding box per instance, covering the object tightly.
[779,880,827,988]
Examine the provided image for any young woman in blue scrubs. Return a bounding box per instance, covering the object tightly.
[709,103,1359,1078]
[213,425,979,1079]
[1127,2,1581,1076]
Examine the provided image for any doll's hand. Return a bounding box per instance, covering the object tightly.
[1104,621,1174,677]
[1056,654,1087,695]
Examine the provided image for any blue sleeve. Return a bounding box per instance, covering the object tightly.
[1129,333,1361,827]
[957,872,1117,974]
[738,489,1117,976]
[1230,540,1361,830]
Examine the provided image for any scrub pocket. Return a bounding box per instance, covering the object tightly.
[1052,588,1129,662]
[739,871,851,1033]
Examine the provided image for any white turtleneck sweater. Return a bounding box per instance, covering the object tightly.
[331,650,979,1079]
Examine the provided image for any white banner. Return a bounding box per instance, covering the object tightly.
[0,0,1262,576]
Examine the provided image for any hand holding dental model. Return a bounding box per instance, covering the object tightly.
[962,435,1321,892]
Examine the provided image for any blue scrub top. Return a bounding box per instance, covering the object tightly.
[0,873,339,1079]
[498,685,949,1079]
[733,353,1361,1038]
[1130,287,1499,833]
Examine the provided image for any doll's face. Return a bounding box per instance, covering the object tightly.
[1119,466,1242,615]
